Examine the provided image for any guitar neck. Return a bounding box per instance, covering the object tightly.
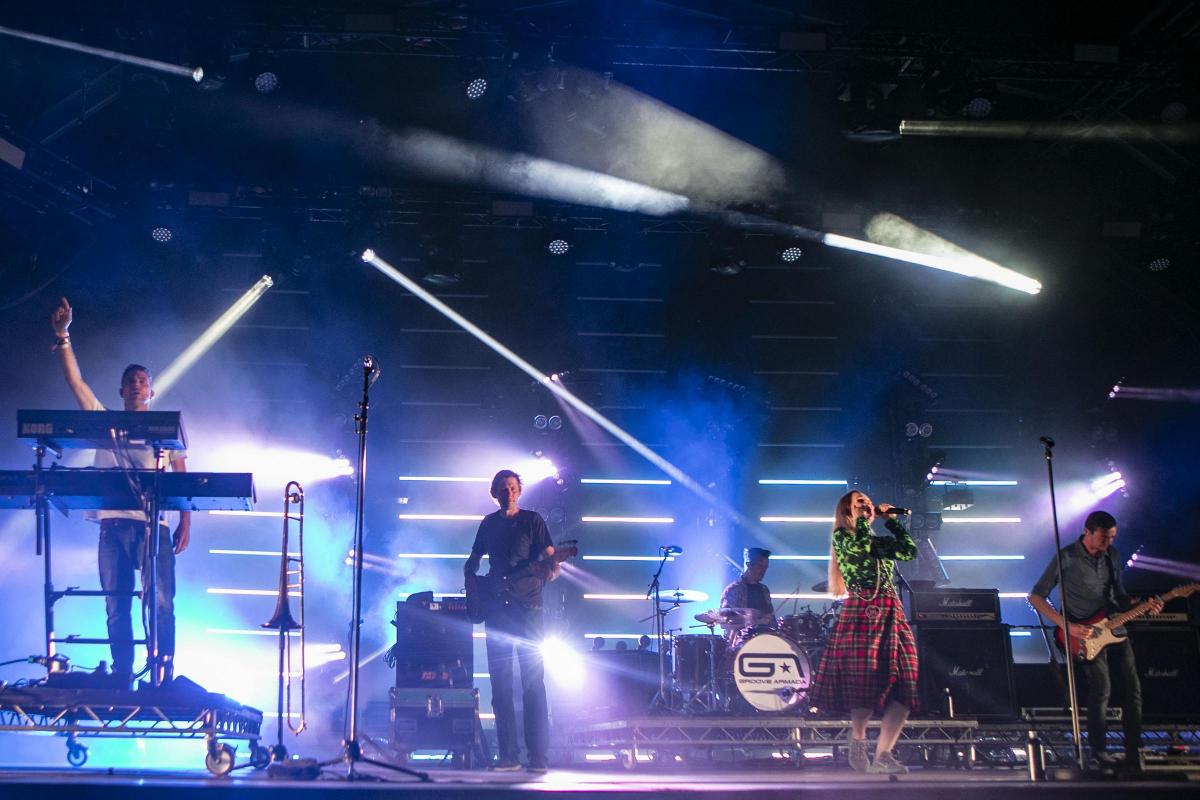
[1106,586,1184,628]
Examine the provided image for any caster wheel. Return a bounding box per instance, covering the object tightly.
[251,743,272,769]
[67,744,89,768]
[205,743,236,777]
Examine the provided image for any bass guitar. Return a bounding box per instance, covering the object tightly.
[1054,582,1200,661]
[465,539,579,624]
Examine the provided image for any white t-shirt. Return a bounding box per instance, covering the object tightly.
[86,400,187,524]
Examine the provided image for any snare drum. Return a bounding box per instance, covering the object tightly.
[672,634,728,691]
[730,631,811,712]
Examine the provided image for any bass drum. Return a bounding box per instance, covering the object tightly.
[730,631,811,712]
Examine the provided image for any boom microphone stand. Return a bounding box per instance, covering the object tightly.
[323,355,429,782]
[1040,436,1086,775]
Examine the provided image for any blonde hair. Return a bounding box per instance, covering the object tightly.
[827,491,859,598]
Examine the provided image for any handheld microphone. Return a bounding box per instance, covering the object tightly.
[662,545,683,555]
[875,505,912,516]
[1040,436,1055,448]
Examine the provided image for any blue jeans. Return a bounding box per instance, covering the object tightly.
[98,519,175,673]
[485,602,548,766]
[1079,637,1142,756]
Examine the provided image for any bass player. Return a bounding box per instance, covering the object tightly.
[1028,510,1162,770]
[463,469,556,774]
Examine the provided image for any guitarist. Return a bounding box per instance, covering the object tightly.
[1028,510,1162,769]
[463,469,556,774]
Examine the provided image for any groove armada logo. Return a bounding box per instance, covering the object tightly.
[737,652,805,680]
[731,632,809,712]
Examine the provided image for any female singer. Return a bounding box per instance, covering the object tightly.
[809,490,919,774]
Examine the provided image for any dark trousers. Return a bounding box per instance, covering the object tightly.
[1079,637,1142,756]
[485,602,548,766]
[99,518,176,674]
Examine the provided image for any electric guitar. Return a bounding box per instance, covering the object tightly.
[1054,582,1200,661]
[464,539,579,624]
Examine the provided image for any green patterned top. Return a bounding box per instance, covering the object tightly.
[833,517,918,594]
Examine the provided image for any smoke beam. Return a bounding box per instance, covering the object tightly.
[0,24,203,82]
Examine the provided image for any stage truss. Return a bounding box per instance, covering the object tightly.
[0,686,264,775]
[566,716,979,769]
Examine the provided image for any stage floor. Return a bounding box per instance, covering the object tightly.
[2,764,1199,800]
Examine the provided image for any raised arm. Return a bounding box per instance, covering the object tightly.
[51,297,100,411]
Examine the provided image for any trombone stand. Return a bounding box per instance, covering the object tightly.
[320,356,429,782]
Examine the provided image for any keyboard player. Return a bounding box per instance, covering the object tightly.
[51,297,190,684]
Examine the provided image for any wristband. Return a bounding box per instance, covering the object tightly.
[52,335,71,352]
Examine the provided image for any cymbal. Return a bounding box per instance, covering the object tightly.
[693,607,762,627]
[659,592,696,605]
[810,580,829,593]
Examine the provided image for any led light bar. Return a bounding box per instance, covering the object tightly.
[206,588,299,597]
[939,517,1022,524]
[758,479,848,486]
[208,549,299,557]
[398,475,490,483]
[760,516,833,523]
[939,555,1025,561]
[581,515,674,524]
[397,513,485,521]
[929,480,1018,486]
[580,478,672,485]
[209,510,287,518]
[581,555,675,562]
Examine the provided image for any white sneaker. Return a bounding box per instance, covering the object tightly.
[848,738,870,772]
[868,751,908,775]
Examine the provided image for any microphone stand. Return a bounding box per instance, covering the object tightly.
[646,547,672,711]
[322,356,428,782]
[1040,436,1086,776]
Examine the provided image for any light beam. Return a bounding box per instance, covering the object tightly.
[0,24,204,82]
[154,275,273,400]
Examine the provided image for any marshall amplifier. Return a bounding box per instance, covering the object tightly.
[915,624,1016,720]
[909,588,1001,623]
[1127,624,1200,721]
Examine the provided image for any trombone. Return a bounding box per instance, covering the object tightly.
[262,481,307,758]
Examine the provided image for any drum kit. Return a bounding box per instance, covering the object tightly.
[653,589,839,714]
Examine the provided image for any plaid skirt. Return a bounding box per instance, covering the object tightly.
[809,591,919,714]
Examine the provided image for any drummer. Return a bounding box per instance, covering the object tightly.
[719,548,776,639]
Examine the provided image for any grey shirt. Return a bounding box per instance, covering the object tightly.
[1032,538,1134,632]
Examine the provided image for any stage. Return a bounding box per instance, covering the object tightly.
[1,763,1199,800]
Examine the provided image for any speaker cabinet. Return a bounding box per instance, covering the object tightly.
[916,624,1016,720]
[393,599,474,688]
[1128,624,1200,722]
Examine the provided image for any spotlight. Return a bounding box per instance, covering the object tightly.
[547,238,571,256]
[466,77,488,100]
[151,226,173,243]
[924,512,943,530]
[910,513,925,531]
[1161,101,1188,123]
[918,422,934,438]
[1148,257,1171,272]
[254,71,279,94]
[962,96,993,119]
[533,414,549,430]
[547,415,563,431]
[780,246,803,262]
[904,422,919,438]
[361,249,375,262]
